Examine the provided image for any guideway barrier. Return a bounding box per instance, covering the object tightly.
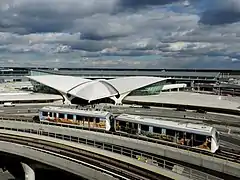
[0,119,225,180]
[0,129,221,180]
[0,117,239,163]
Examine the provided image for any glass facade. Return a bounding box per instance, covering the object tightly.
[30,70,52,76]
[128,80,166,96]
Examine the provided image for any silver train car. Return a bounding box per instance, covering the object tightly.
[37,106,219,153]
[114,114,220,153]
[38,106,114,131]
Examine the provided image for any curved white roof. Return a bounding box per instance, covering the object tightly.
[108,76,167,94]
[68,80,119,102]
[28,75,91,93]
[27,75,166,102]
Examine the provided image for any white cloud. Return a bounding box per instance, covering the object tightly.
[0,0,239,68]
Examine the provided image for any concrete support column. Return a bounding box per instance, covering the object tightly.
[61,94,71,105]
[111,92,131,105]
[21,162,35,180]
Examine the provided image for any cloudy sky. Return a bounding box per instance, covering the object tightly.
[0,0,240,68]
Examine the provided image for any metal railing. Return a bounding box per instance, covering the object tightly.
[0,121,223,180]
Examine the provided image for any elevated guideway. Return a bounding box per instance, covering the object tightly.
[0,119,238,179]
[0,131,190,180]
[0,140,118,180]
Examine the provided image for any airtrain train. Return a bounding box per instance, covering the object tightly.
[37,106,220,153]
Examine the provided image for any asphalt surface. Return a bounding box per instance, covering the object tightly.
[1,104,240,129]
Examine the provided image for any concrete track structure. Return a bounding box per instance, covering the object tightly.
[0,140,119,180]
[0,120,238,179]
[0,130,190,180]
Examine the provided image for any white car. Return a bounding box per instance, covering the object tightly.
[3,102,15,107]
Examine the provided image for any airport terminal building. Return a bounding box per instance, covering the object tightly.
[28,75,186,105]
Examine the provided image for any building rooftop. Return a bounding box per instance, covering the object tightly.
[27,75,167,103]
[124,92,240,111]
[31,69,221,79]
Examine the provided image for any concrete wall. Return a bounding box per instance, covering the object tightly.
[0,140,117,180]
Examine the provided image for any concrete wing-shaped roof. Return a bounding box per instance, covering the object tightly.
[27,75,167,103]
[27,75,92,93]
[107,76,167,94]
[68,80,119,102]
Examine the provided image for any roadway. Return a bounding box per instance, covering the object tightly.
[1,104,240,124]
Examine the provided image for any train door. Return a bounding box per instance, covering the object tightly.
[117,120,127,132]
[109,115,115,131]
[126,122,138,134]
[53,112,57,122]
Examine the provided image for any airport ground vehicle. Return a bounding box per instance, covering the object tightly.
[38,106,220,153]
[3,102,15,107]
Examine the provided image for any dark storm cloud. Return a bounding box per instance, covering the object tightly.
[194,0,240,25]
[69,40,111,52]
[118,0,182,8]
[199,10,240,25]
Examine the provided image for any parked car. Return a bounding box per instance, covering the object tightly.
[3,102,15,107]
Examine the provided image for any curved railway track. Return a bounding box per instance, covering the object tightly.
[0,133,163,180]
[0,130,226,180]
[0,117,240,164]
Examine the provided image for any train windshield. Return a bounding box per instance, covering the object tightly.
[215,131,219,142]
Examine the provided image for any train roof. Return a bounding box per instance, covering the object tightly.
[116,114,214,136]
[40,106,111,118]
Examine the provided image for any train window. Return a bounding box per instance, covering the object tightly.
[178,131,184,137]
[67,114,73,119]
[96,118,100,123]
[141,124,149,131]
[215,132,219,142]
[42,111,48,116]
[59,113,64,119]
[76,115,82,120]
[119,121,126,127]
[49,112,52,117]
[132,123,138,129]
[89,117,94,122]
[186,133,192,139]
[166,129,175,136]
[153,126,162,133]
[195,134,206,142]
[53,113,56,118]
